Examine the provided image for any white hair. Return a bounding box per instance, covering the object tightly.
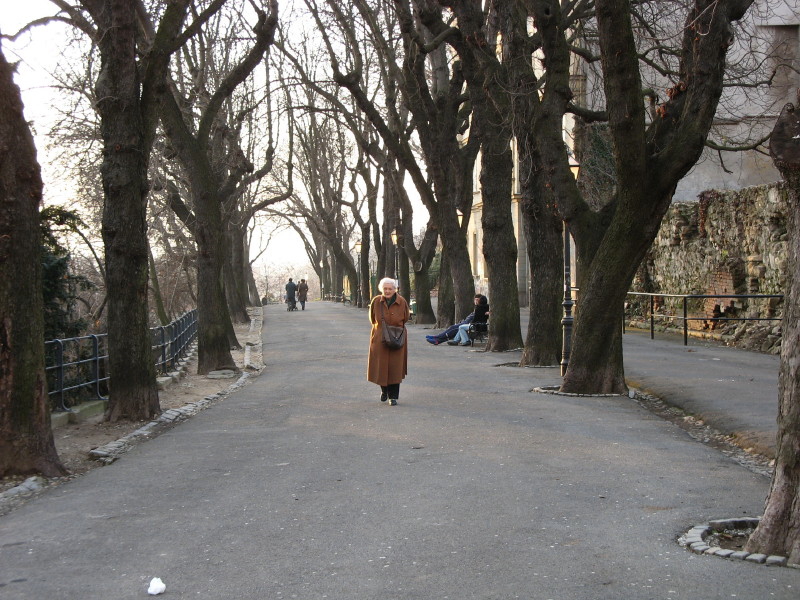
[378,277,398,292]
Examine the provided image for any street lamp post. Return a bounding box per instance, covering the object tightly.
[354,241,362,307]
[561,157,580,376]
[560,221,574,376]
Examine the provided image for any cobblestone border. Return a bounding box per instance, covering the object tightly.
[494,362,560,369]
[532,384,627,398]
[678,518,796,568]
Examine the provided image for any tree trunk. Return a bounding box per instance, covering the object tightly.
[243,234,261,306]
[745,100,800,565]
[148,242,170,326]
[195,192,238,374]
[246,257,261,306]
[519,152,563,366]
[439,206,476,321]
[436,251,455,327]
[479,135,523,352]
[93,0,159,421]
[498,3,564,367]
[407,224,438,325]
[224,225,251,324]
[412,257,436,324]
[358,226,371,308]
[0,46,66,477]
[560,212,655,393]
[398,243,410,301]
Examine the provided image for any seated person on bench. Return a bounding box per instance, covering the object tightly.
[425,294,485,345]
[448,295,490,346]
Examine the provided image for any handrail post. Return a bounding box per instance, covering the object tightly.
[683,298,688,346]
[178,314,186,358]
[650,295,655,339]
[159,326,167,374]
[171,320,179,367]
[173,317,180,362]
[90,335,103,400]
[54,339,68,412]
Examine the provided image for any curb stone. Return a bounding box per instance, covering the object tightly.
[156,343,197,390]
[532,385,625,398]
[678,518,795,569]
[1,476,46,497]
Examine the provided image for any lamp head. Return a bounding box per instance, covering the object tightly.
[568,156,580,180]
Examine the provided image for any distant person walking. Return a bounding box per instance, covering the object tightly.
[285,278,297,311]
[367,277,410,406]
[297,279,309,310]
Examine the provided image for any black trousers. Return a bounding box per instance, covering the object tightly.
[381,383,400,400]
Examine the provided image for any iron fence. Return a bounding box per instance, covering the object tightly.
[624,292,783,345]
[46,309,198,412]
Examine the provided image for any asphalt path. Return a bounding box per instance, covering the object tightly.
[622,328,780,457]
[0,302,796,599]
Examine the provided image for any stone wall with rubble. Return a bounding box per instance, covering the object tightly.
[630,183,788,354]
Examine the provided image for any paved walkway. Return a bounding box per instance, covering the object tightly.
[0,302,796,599]
[622,328,779,458]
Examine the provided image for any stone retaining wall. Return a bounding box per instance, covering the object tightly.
[631,183,788,354]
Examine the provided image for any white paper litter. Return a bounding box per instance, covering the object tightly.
[148,577,166,595]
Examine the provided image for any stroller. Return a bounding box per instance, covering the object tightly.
[286,296,298,311]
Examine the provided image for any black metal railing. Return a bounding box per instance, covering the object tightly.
[152,310,198,375]
[46,309,198,412]
[625,292,783,345]
[45,334,108,412]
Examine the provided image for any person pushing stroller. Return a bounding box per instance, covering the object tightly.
[285,278,298,311]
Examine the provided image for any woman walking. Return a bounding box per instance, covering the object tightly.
[367,277,410,406]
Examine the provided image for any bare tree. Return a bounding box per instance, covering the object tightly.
[66,0,196,420]
[275,16,396,308]
[519,0,756,393]
[745,97,800,565]
[155,0,280,374]
[305,0,479,324]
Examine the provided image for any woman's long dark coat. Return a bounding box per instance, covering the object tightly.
[367,294,409,386]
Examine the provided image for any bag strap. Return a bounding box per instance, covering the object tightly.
[379,299,394,323]
[379,298,404,327]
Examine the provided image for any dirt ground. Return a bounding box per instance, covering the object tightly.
[0,311,263,497]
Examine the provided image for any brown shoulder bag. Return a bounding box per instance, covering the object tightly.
[380,301,406,350]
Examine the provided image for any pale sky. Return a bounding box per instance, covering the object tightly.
[4,1,67,162]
